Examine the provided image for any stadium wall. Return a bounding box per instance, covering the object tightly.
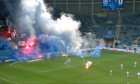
[1,46,140,63]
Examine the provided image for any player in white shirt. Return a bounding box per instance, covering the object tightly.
[110,70,112,76]
[134,62,137,68]
[121,64,123,70]
[127,71,129,77]
[137,72,140,79]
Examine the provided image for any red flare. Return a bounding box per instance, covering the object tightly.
[8,30,11,34]
[25,45,29,49]
[30,42,34,46]
[84,66,90,70]
[38,55,43,58]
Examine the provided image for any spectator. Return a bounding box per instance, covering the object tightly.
[0,21,2,28]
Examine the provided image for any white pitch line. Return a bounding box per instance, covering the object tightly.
[0,77,18,84]
[9,62,17,65]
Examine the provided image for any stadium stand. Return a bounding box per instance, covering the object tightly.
[119,26,140,44]
[94,15,118,25]
[122,14,140,25]
[92,26,116,39]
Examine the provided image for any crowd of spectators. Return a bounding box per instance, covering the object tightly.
[92,26,116,38]
[94,15,118,26]
[122,14,140,25]
[0,9,16,42]
[119,26,140,44]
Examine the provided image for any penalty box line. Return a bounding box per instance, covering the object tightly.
[9,65,42,73]
[10,64,83,73]
[8,60,67,73]
[41,64,83,73]
[0,77,18,84]
[9,58,66,66]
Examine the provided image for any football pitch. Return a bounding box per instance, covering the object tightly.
[0,50,140,84]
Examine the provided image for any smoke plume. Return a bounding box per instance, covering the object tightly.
[16,0,83,52]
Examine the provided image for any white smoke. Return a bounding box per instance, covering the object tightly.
[17,0,83,51]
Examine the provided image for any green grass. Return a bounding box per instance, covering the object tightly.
[0,50,140,84]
